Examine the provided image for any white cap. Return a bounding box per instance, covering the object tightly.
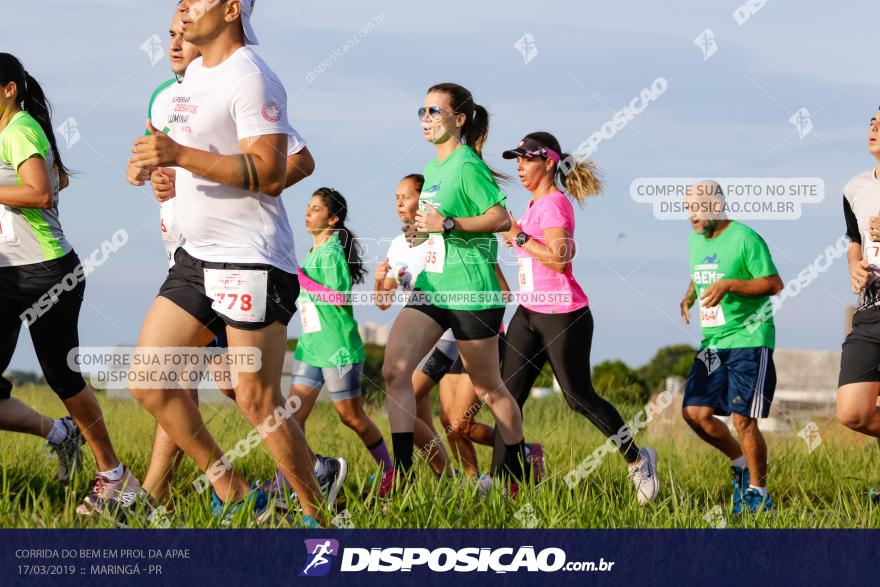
[239,0,259,46]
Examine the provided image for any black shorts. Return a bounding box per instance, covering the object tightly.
[839,306,880,386]
[159,248,299,337]
[406,296,504,342]
[0,252,87,400]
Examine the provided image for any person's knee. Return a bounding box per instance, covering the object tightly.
[681,406,706,428]
[338,409,367,433]
[472,383,505,409]
[453,414,475,437]
[732,414,759,435]
[837,407,871,431]
[234,382,275,418]
[445,413,467,436]
[132,387,162,411]
[54,380,86,402]
[564,392,597,417]
[382,357,410,390]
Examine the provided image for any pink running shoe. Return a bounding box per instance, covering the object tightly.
[526,443,545,483]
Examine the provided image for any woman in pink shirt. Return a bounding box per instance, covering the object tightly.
[496,132,660,504]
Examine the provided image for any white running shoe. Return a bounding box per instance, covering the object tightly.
[76,467,145,516]
[47,416,83,484]
[628,447,659,505]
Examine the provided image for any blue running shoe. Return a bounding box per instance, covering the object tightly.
[869,486,880,506]
[742,487,773,513]
[731,466,750,514]
[301,515,320,529]
[211,486,271,525]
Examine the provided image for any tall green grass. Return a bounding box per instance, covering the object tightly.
[1,386,879,528]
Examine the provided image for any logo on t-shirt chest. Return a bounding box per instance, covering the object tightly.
[419,182,443,212]
[168,95,199,136]
[394,262,414,290]
[693,255,725,286]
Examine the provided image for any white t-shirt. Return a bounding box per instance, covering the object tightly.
[844,169,880,311]
[385,233,454,343]
[386,233,427,292]
[161,47,300,274]
[154,132,307,267]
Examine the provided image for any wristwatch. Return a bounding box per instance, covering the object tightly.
[516,232,530,247]
[442,217,455,234]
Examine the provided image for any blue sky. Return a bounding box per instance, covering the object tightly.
[5,0,874,371]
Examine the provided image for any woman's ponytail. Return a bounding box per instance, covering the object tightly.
[21,72,70,180]
[557,153,602,205]
[0,54,70,181]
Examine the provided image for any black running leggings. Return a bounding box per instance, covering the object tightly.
[490,305,640,474]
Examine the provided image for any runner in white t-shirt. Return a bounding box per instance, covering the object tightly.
[375,174,453,477]
[126,0,323,526]
[121,8,343,523]
[839,105,880,505]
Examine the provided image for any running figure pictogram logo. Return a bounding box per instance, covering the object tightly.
[300,539,340,577]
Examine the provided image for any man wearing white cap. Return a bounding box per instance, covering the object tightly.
[127,0,325,526]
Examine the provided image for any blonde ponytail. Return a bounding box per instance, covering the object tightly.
[558,154,602,204]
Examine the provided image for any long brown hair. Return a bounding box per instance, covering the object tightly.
[0,53,70,181]
[313,187,367,285]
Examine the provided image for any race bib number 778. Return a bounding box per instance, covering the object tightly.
[204,269,268,323]
[865,241,880,269]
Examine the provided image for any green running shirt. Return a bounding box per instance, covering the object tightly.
[0,111,71,267]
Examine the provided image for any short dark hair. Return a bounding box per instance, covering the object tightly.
[401,174,425,192]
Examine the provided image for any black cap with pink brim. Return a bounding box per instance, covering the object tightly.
[502,137,561,163]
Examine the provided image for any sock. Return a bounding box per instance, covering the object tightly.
[731,456,747,469]
[98,463,125,481]
[391,432,414,473]
[749,485,768,497]
[367,439,393,472]
[313,457,327,479]
[46,419,68,445]
[275,469,292,491]
[502,441,528,482]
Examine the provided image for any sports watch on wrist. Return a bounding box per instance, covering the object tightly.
[442,217,455,233]
[516,231,530,247]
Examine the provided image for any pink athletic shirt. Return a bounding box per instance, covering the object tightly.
[516,190,589,314]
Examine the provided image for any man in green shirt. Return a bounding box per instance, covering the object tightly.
[679,180,783,514]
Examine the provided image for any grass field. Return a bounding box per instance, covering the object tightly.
[2,385,879,529]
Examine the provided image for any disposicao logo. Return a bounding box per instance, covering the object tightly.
[300,539,340,577]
